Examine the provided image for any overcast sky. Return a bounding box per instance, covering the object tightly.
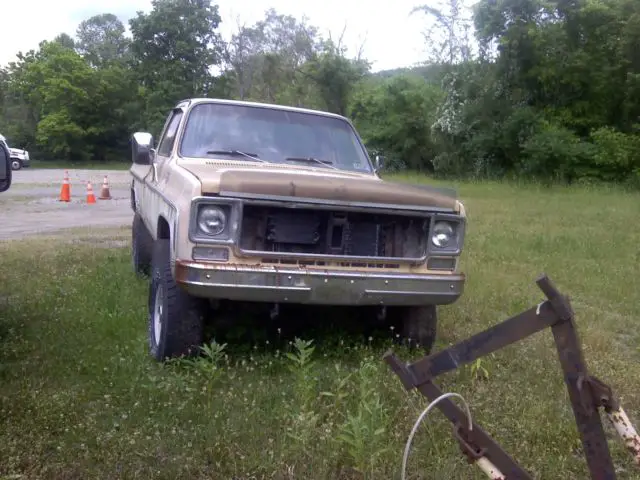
[0,0,440,72]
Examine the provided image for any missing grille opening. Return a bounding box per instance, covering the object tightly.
[239,205,429,260]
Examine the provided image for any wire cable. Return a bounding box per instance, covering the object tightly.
[401,392,473,480]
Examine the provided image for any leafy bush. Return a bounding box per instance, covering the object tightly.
[519,122,597,183]
[589,126,640,182]
[431,104,546,179]
[350,74,444,172]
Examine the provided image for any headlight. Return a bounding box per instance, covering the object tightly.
[197,206,226,236]
[431,221,455,248]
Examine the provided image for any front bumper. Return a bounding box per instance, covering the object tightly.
[174,261,465,306]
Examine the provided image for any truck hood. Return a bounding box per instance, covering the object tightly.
[179,162,458,211]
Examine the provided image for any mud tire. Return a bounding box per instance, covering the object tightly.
[147,238,207,361]
[387,305,438,354]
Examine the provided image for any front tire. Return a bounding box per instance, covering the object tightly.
[11,159,22,171]
[386,305,438,354]
[148,238,207,361]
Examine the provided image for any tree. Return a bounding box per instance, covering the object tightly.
[129,0,223,94]
[0,0,638,185]
[304,39,370,116]
[53,33,76,50]
[75,13,130,68]
[12,41,96,161]
[223,18,264,100]
[412,0,475,64]
[351,74,444,171]
[128,0,225,134]
[223,9,322,106]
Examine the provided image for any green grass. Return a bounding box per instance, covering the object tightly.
[29,159,130,170]
[2,178,640,479]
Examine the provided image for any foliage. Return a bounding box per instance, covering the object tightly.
[519,121,596,183]
[589,126,640,182]
[1,0,640,186]
[351,74,444,172]
[75,13,130,68]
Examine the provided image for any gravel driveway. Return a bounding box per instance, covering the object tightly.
[0,168,134,240]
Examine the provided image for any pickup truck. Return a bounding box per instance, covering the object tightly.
[129,98,467,362]
[0,140,12,192]
[0,134,30,170]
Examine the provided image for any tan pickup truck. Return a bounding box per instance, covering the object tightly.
[130,98,467,362]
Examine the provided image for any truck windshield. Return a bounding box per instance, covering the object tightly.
[179,103,374,173]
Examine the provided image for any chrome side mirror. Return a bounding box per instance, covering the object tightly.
[132,132,155,165]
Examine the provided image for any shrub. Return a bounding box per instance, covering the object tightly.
[589,126,640,182]
[519,122,596,183]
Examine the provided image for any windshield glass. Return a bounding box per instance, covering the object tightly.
[179,103,374,173]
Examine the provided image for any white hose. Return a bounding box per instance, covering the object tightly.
[401,392,473,480]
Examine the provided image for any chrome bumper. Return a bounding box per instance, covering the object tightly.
[174,261,465,306]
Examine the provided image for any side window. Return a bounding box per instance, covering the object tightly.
[156,111,183,157]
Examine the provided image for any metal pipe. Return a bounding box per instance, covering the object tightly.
[476,457,506,479]
[607,407,640,466]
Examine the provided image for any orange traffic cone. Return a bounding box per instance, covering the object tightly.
[59,170,71,202]
[86,181,96,204]
[99,175,112,200]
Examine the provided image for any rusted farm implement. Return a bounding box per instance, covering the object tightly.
[384,274,640,479]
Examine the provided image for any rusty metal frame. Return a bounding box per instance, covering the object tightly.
[384,274,639,479]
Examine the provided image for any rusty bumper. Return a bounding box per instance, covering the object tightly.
[174,261,465,306]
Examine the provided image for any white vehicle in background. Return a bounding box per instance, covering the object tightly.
[0,134,30,170]
[0,139,12,192]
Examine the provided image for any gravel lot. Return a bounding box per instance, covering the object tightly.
[0,168,134,240]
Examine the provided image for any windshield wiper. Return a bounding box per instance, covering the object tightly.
[284,156,339,170]
[206,150,267,163]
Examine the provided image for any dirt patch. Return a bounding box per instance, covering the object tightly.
[0,168,134,240]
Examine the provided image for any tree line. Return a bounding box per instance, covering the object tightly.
[0,0,639,186]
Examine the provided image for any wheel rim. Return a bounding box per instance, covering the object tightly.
[153,284,164,345]
[11,160,20,170]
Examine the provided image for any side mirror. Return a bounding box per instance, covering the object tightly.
[0,142,12,193]
[132,132,155,165]
[375,155,385,171]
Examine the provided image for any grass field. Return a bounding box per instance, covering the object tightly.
[28,160,131,170]
[1,177,640,479]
